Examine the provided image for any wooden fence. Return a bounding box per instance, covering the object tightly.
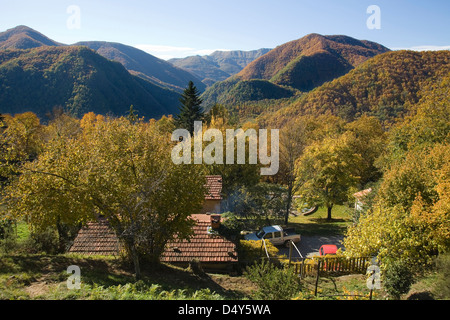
[288,256,370,277]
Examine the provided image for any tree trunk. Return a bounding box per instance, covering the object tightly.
[130,245,141,281]
[125,237,141,280]
[284,185,292,225]
[327,205,333,221]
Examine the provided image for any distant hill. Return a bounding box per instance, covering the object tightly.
[258,50,450,127]
[200,78,298,108]
[236,33,390,91]
[0,25,62,49]
[0,26,203,93]
[169,48,271,86]
[0,46,181,120]
[76,41,206,92]
[200,34,389,108]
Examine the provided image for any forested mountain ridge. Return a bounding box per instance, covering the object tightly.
[0,46,181,119]
[0,26,204,94]
[200,33,390,108]
[169,48,271,86]
[0,25,62,49]
[236,33,390,91]
[75,41,206,92]
[256,50,450,127]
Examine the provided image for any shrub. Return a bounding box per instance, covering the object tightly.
[238,240,280,263]
[25,227,60,254]
[0,219,18,253]
[383,259,415,299]
[244,259,301,300]
[433,253,450,299]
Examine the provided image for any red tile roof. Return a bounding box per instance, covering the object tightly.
[68,217,121,255]
[68,176,230,262]
[204,175,222,200]
[353,188,372,200]
[161,215,237,264]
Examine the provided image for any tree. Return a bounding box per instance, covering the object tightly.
[0,113,8,186]
[276,119,308,224]
[3,116,206,279]
[0,112,43,186]
[343,142,450,272]
[295,132,359,220]
[202,117,261,207]
[344,115,386,187]
[126,105,139,124]
[226,183,286,226]
[174,81,204,135]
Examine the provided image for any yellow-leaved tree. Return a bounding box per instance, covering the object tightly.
[3,115,206,279]
[343,73,450,271]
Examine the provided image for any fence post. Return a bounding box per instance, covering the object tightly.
[288,240,293,266]
[314,259,321,296]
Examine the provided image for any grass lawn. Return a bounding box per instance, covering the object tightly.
[288,205,354,236]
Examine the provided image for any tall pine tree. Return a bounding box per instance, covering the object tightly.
[174,81,204,135]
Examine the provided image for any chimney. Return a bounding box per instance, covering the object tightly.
[210,214,221,229]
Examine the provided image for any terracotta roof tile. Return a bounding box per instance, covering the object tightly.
[68,215,238,264]
[68,217,120,256]
[204,175,222,200]
[161,219,238,264]
[68,176,229,261]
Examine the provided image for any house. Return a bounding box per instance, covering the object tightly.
[160,213,238,272]
[68,216,121,256]
[201,175,222,214]
[68,175,237,272]
[353,188,372,211]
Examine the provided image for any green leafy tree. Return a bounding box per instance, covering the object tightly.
[126,105,139,124]
[295,132,360,220]
[174,81,204,135]
[227,183,286,226]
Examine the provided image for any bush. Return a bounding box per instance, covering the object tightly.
[244,259,301,300]
[25,227,60,254]
[383,260,415,299]
[0,220,18,254]
[239,240,280,263]
[433,253,450,299]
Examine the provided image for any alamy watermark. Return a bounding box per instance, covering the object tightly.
[171,121,279,176]
[67,265,81,289]
[67,5,81,30]
[367,5,381,30]
[366,258,381,290]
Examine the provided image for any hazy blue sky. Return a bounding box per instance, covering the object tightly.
[1,0,449,59]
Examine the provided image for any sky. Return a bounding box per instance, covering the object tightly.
[1,0,449,60]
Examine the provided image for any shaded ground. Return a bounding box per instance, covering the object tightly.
[0,254,256,299]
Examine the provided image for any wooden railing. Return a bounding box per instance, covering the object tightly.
[288,256,370,277]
